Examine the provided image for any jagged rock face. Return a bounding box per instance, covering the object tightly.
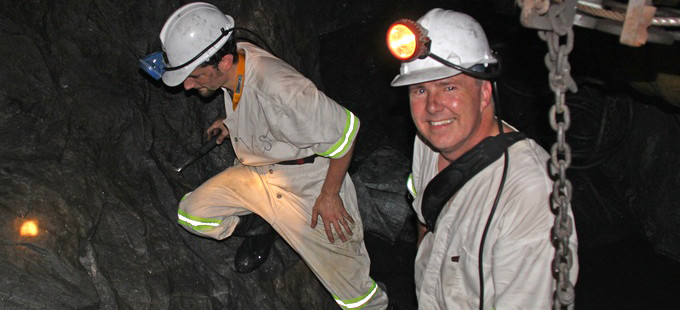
[2,0,680,309]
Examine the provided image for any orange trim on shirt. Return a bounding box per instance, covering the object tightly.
[232,53,246,110]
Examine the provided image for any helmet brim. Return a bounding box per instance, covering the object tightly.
[390,66,462,87]
[391,58,498,87]
[162,65,194,87]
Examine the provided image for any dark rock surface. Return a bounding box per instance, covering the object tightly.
[1,0,680,309]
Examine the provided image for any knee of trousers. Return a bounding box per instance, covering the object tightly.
[176,192,243,240]
[176,192,222,235]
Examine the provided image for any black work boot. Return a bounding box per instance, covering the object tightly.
[232,213,273,237]
[234,230,277,273]
[232,213,277,273]
[377,281,399,310]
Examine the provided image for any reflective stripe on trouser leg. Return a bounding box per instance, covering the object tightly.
[334,280,379,309]
[177,163,273,240]
[258,159,388,309]
[178,208,222,231]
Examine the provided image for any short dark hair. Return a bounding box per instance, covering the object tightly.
[201,35,238,68]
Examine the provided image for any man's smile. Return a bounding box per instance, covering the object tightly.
[429,118,455,127]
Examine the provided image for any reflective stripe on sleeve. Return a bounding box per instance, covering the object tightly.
[177,209,221,231]
[407,173,417,198]
[333,280,378,309]
[318,109,359,159]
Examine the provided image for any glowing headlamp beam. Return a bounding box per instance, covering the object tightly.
[387,25,417,60]
[387,20,428,61]
[388,33,416,59]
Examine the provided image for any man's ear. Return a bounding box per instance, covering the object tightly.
[479,80,493,111]
[217,54,234,72]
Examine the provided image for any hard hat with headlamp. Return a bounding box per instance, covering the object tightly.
[387,8,499,86]
[139,2,235,87]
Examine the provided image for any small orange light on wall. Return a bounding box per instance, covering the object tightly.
[20,220,39,237]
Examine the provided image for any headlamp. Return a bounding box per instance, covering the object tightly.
[138,27,235,80]
[386,19,430,62]
[139,52,166,80]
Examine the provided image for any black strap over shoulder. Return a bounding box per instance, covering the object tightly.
[421,132,527,232]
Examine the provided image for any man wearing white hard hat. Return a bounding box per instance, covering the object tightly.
[140,2,388,309]
[387,8,578,309]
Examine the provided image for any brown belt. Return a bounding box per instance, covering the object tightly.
[276,155,318,165]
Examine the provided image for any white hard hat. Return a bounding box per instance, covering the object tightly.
[391,9,497,87]
[159,2,235,86]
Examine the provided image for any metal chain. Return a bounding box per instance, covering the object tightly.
[537,2,577,309]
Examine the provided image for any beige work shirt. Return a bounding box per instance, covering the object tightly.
[223,42,359,166]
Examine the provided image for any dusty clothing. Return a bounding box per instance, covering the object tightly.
[178,42,386,309]
[225,42,358,166]
[408,134,579,309]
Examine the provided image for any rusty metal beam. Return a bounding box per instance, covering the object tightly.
[620,0,657,46]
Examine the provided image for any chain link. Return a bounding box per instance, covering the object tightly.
[537,2,577,309]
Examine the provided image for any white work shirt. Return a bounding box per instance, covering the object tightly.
[223,42,359,166]
[408,134,579,309]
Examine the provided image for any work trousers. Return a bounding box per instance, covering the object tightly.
[178,157,388,309]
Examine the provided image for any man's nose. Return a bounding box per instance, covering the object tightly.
[183,79,195,91]
[425,91,443,114]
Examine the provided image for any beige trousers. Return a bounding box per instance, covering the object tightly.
[178,157,388,309]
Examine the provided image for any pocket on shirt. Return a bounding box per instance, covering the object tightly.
[442,246,483,304]
[441,246,468,292]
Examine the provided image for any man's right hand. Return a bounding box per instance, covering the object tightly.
[206,118,229,144]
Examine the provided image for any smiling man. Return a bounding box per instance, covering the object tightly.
[389,8,579,309]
